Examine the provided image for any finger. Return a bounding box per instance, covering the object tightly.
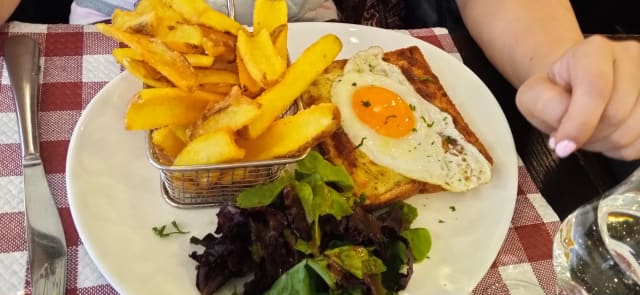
[515,75,570,135]
[584,95,640,153]
[603,137,640,161]
[549,36,614,157]
[588,40,640,143]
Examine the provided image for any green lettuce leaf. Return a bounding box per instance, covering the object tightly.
[264,258,340,295]
[401,228,431,262]
[296,151,354,191]
[263,259,314,295]
[307,175,353,220]
[293,180,315,224]
[308,257,337,289]
[236,172,293,208]
[401,202,418,228]
[295,174,354,253]
[324,246,387,279]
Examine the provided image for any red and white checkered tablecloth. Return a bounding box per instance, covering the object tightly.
[0,22,561,295]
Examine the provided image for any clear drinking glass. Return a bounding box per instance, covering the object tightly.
[553,167,640,294]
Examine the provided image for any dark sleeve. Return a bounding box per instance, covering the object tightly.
[9,0,73,24]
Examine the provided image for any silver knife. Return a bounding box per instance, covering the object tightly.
[4,35,68,295]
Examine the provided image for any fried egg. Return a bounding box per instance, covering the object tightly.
[330,47,491,192]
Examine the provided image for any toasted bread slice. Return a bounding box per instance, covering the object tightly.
[301,46,493,207]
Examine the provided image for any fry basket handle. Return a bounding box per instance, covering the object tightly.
[226,0,236,20]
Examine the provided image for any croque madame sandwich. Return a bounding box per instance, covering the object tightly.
[301,46,493,207]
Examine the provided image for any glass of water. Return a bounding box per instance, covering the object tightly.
[553,167,640,294]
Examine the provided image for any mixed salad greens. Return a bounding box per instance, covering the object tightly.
[189,151,431,295]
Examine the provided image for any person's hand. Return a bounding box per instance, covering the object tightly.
[515,36,640,160]
[1,0,21,25]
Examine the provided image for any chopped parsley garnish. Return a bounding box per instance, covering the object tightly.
[412,128,417,132]
[361,100,371,107]
[420,115,427,123]
[152,220,189,238]
[444,135,457,145]
[354,137,367,149]
[383,114,397,125]
[352,82,357,87]
[357,193,367,204]
[409,104,416,111]
[449,206,456,212]
[427,121,435,128]
[420,76,435,83]
[437,220,445,224]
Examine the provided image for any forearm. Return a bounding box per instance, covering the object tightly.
[457,0,583,87]
[0,0,20,25]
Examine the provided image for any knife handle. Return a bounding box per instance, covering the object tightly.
[4,35,42,164]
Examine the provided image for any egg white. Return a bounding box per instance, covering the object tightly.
[330,47,491,192]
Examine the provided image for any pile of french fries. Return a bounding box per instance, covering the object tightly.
[97,0,343,167]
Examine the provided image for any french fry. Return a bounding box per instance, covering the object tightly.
[166,0,246,35]
[152,126,187,158]
[112,48,142,63]
[271,24,288,63]
[201,39,226,56]
[156,24,203,46]
[112,8,157,35]
[211,59,238,73]
[236,46,263,98]
[125,88,224,130]
[132,0,165,14]
[96,23,198,90]
[244,34,342,139]
[99,0,346,169]
[130,0,200,56]
[199,83,234,95]
[237,103,340,161]
[196,69,239,85]
[184,54,215,67]
[253,0,288,35]
[236,29,286,87]
[143,0,188,34]
[190,89,261,139]
[169,125,189,143]
[200,27,237,48]
[215,168,249,184]
[120,57,173,88]
[174,128,245,166]
[202,37,235,61]
[164,42,203,55]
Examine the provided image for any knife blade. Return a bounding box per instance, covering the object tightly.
[4,35,68,295]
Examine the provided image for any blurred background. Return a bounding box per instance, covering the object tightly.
[333,0,640,34]
[7,0,640,34]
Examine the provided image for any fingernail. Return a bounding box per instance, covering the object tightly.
[555,140,576,158]
[548,137,556,149]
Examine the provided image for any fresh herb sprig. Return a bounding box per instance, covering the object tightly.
[152,220,189,238]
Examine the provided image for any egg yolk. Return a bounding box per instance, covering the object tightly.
[351,85,416,138]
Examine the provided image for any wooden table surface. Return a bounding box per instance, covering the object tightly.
[447,29,640,219]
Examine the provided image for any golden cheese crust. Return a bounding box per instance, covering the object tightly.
[301,46,493,207]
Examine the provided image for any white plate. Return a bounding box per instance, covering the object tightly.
[67,23,517,295]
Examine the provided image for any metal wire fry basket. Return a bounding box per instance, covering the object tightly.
[146,100,307,208]
[144,0,308,208]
